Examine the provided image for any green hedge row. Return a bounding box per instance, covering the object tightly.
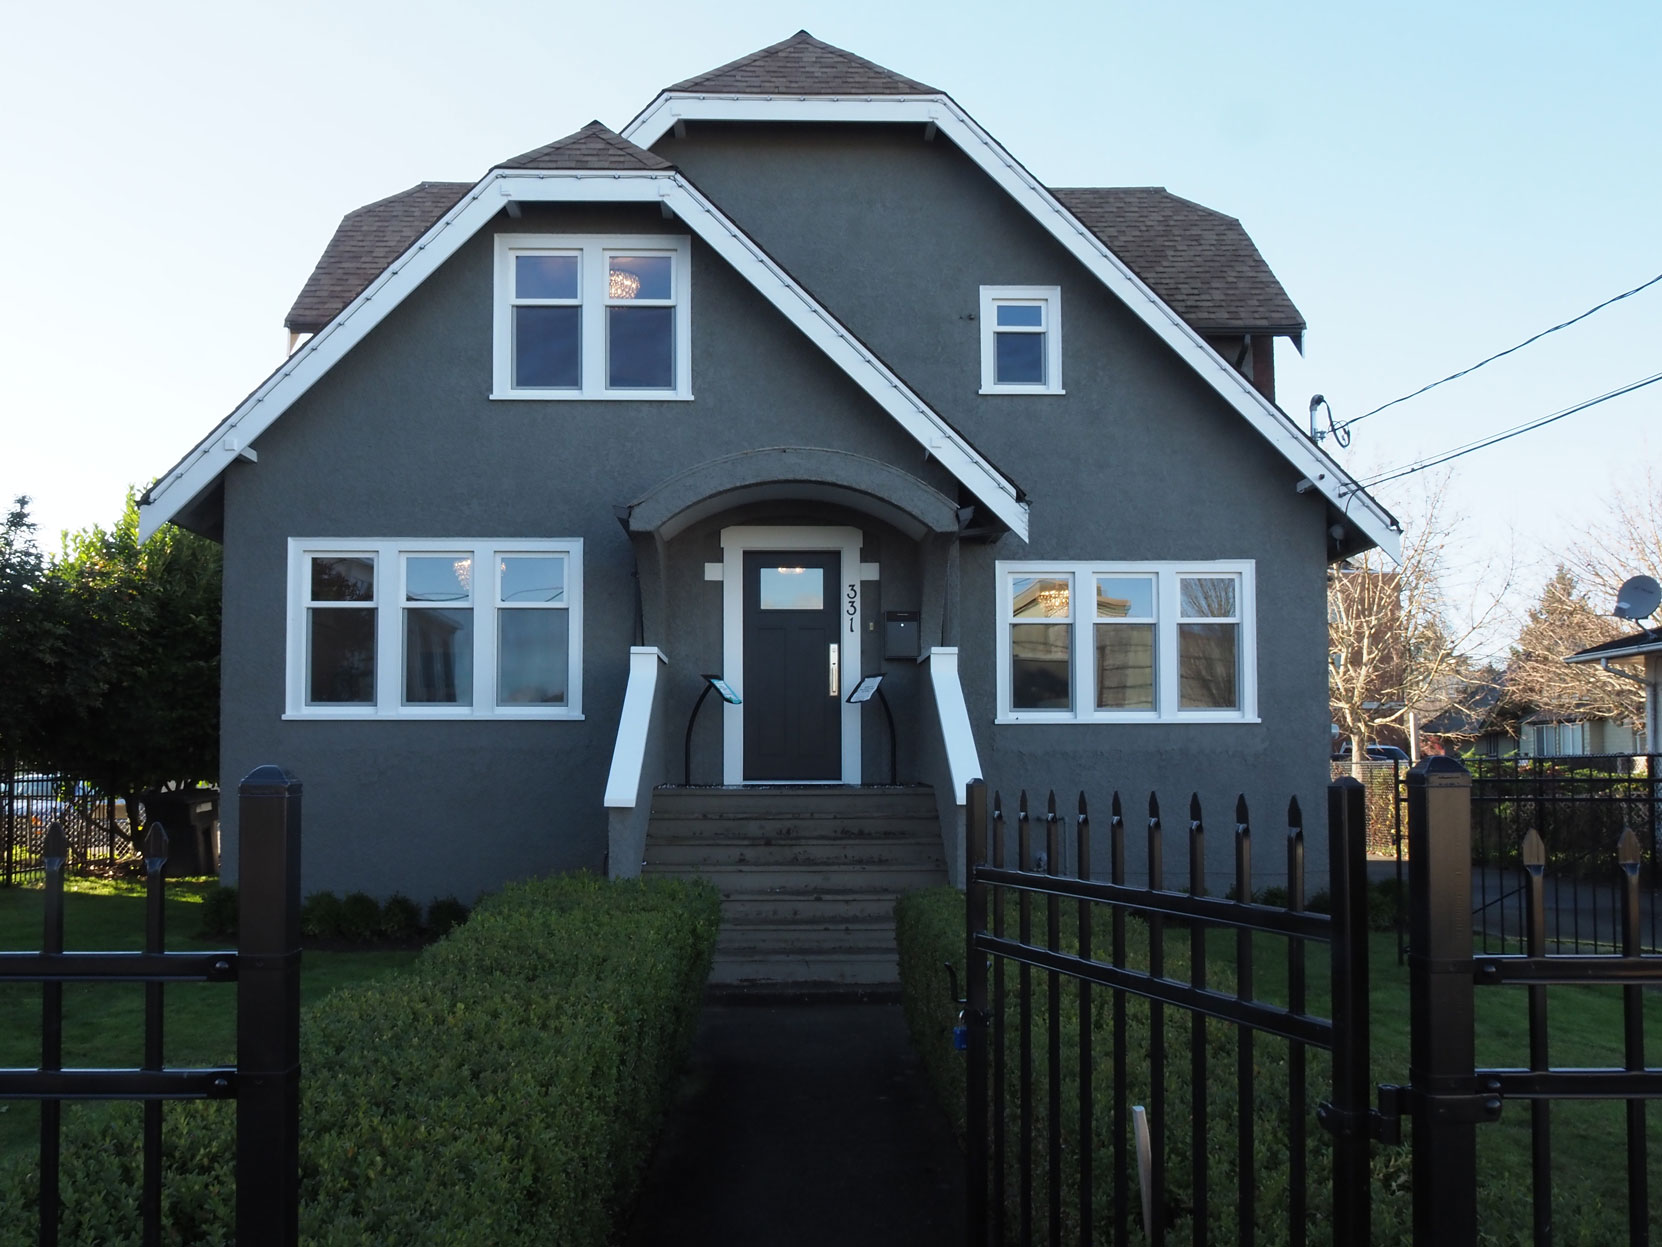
[1,872,721,1247]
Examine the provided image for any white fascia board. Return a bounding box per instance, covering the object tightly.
[626,93,1400,561]
[141,165,1027,542]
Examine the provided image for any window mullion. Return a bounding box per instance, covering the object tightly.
[377,547,398,714]
[1158,572,1179,720]
[1072,563,1090,719]
[477,546,496,715]
[582,245,603,394]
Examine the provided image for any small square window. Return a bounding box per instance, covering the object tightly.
[980,286,1063,395]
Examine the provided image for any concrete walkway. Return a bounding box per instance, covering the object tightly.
[621,1001,965,1247]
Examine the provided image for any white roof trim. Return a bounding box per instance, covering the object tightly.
[1565,634,1662,664]
[624,92,1401,560]
[140,168,1028,542]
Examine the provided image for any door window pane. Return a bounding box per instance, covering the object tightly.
[995,332,1045,385]
[1095,622,1155,710]
[1179,622,1238,709]
[404,609,473,704]
[607,307,674,388]
[1011,622,1072,710]
[607,255,672,300]
[759,566,824,611]
[514,306,580,388]
[499,610,568,705]
[515,253,578,300]
[310,556,373,602]
[308,608,375,704]
[500,556,564,603]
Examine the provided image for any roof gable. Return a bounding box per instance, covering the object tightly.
[499,120,672,172]
[669,30,936,95]
[142,169,1028,542]
[623,87,1399,560]
[1049,187,1305,338]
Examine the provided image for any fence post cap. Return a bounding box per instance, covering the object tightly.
[1406,755,1470,786]
[239,764,301,794]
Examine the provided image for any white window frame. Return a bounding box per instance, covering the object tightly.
[492,234,692,400]
[994,559,1257,724]
[979,285,1063,395]
[285,538,583,719]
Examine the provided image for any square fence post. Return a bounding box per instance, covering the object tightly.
[964,779,989,1247]
[1326,777,1372,1242]
[1406,756,1477,1246]
[236,766,302,1247]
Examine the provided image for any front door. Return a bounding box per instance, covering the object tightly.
[742,550,842,780]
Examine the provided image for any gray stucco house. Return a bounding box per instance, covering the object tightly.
[139,33,1398,984]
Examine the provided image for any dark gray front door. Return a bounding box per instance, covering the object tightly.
[743,550,841,780]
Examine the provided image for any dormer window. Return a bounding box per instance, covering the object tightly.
[493,235,692,400]
[980,286,1063,395]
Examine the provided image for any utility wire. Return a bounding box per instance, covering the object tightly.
[1337,271,1662,432]
[1358,370,1662,490]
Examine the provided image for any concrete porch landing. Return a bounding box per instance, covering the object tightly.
[641,785,948,990]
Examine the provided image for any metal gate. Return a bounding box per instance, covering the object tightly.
[964,760,1662,1245]
[962,777,1377,1245]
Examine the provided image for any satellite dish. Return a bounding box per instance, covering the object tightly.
[1614,574,1661,621]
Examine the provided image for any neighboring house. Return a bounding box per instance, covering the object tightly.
[138,34,1398,955]
[1564,626,1662,756]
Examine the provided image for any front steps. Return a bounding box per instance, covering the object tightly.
[641,785,948,992]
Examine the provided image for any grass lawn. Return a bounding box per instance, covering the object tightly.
[0,877,417,1166]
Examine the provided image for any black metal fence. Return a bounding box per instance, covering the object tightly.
[963,779,1375,1245]
[1402,757,1662,1245]
[1,767,133,886]
[1468,754,1661,953]
[0,765,302,1247]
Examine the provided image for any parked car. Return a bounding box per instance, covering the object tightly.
[1331,743,1411,763]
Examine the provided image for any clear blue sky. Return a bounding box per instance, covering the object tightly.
[2,0,1656,644]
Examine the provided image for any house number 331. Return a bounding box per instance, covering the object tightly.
[846,583,857,632]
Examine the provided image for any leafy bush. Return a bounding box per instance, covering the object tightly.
[299,891,344,939]
[425,895,469,938]
[338,891,381,942]
[379,893,422,940]
[197,884,238,937]
[0,872,721,1247]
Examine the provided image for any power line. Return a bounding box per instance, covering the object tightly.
[1357,370,1662,490]
[1336,271,1662,433]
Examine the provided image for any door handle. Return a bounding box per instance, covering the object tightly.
[828,642,840,698]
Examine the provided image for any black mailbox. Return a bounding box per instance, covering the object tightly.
[884,611,920,660]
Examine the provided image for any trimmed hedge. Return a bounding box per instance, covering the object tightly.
[0,872,721,1247]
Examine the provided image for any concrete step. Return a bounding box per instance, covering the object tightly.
[716,922,896,954]
[649,784,938,819]
[709,949,899,987]
[722,892,903,924]
[645,863,945,896]
[647,816,938,843]
[644,839,943,868]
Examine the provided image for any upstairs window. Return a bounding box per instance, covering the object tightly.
[980,286,1063,394]
[494,236,691,400]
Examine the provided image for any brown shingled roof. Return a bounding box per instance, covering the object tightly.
[285,181,471,334]
[1050,187,1305,336]
[499,120,672,172]
[668,30,937,95]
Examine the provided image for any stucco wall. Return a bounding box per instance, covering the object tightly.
[219,201,963,901]
[662,122,1336,887]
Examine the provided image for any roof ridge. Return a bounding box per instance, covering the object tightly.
[666,29,937,95]
[344,180,472,219]
[497,120,671,172]
[1051,185,1238,225]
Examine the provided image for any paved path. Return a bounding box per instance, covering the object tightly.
[622,1002,965,1247]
